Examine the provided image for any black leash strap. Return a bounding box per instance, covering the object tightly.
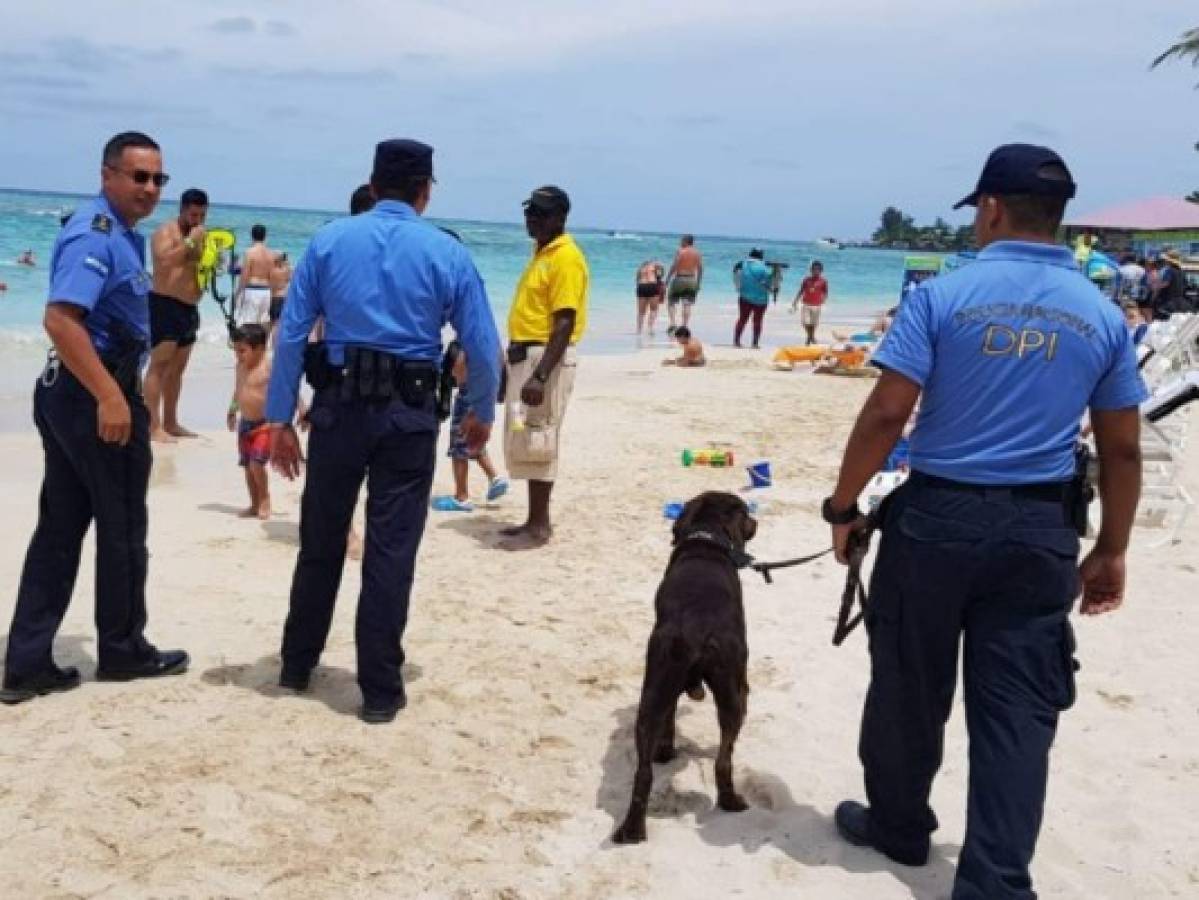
[748,548,833,584]
[833,534,871,646]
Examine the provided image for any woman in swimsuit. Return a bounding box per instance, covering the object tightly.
[635,260,665,336]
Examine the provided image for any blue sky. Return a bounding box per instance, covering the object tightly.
[0,0,1195,239]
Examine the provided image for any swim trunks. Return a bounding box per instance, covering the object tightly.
[668,274,699,303]
[447,391,480,461]
[237,419,271,467]
[237,285,272,327]
[636,283,662,299]
[269,295,286,323]
[800,304,822,327]
[149,292,201,348]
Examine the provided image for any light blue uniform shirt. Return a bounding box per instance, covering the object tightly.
[873,240,1148,484]
[738,258,772,305]
[266,200,502,423]
[47,193,151,353]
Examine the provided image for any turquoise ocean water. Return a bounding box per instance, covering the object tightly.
[0,187,912,354]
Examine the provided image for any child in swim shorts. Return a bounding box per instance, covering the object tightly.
[431,343,509,512]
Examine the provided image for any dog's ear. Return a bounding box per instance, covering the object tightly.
[676,496,709,546]
[740,511,758,543]
[672,495,704,545]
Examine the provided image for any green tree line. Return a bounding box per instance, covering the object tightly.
[871,206,974,251]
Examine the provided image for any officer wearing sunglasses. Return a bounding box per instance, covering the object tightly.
[1,131,189,705]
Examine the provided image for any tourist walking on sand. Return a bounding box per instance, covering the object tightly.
[501,185,589,550]
[791,259,829,345]
[2,131,189,705]
[823,143,1146,899]
[733,248,771,348]
[266,140,501,723]
[235,223,275,327]
[268,251,292,335]
[635,259,665,336]
[665,234,702,334]
[147,186,208,442]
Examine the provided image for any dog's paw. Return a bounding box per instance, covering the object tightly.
[718,791,750,813]
[652,745,677,764]
[612,820,647,844]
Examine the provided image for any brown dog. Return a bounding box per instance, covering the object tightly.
[612,491,757,844]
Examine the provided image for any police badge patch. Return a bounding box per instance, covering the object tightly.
[91,213,112,234]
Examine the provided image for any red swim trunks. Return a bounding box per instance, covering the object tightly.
[238,420,271,467]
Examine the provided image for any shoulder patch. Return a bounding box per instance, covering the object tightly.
[438,226,462,243]
[91,213,112,234]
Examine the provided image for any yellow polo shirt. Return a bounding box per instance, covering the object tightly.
[508,234,589,343]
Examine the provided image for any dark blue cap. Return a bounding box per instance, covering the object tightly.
[953,143,1076,209]
[372,139,434,185]
[522,185,571,215]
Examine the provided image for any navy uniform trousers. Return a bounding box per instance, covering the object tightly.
[280,388,438,708]
[6,368,154,676]
[861,472,1080,900]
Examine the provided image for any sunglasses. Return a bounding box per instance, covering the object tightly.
[106,165,170,187]
[523,205,550,218]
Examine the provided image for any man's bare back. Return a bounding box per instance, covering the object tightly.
[269,254,292,297]
[241,242,275,288]
[672,245,702,277]
[151,219,203,303]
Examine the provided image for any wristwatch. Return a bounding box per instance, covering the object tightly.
[531,369,548,385]
[821,496,862,525]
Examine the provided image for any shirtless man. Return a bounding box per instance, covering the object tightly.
[665,234,703,334]
[236,223,275,328]
[148,187,208,442]
[227,325,274,519]
[634,259,665,336]
[268,252,292,335]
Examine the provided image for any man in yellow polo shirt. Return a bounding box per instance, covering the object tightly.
[501,185,589,550]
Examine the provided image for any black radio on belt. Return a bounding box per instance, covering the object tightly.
[335,346,436,407]
[1067,443,1096,538]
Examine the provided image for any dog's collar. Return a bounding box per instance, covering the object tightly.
[673,528,754,569]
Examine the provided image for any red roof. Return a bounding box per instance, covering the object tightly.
[1067,196,1199,231]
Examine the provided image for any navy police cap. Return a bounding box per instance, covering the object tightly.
[522,185,571,215]
[372,139,434,184]
[953,143,1076,209]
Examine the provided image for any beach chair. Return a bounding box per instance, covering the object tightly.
[1133,369,1198,545]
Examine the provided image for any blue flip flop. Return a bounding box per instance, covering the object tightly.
[432,495,474,512]
[486,477,510,502]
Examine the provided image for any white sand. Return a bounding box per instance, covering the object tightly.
[0,347,1195,899]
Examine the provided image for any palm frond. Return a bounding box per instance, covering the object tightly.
[1152,27,1199,69]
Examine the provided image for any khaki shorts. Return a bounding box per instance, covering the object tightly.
[800,303,822,327]
[503,345,577,481]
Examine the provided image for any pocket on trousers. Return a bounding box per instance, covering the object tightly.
[510,424,558,463]
[1054,621,1080,711]
[896,505,986,544]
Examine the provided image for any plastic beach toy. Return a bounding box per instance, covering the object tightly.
[682,447,735,467]
[747,460,772,488]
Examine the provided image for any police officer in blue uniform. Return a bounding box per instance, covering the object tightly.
[267,139,501,724]
[823,145,1147,898]
[1,132,189,704]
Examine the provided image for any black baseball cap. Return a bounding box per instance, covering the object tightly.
[372,139,434,185]
[953,143,1076,209]
[522,185,571,215]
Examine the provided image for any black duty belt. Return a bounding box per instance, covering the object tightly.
[908,470,1069,503]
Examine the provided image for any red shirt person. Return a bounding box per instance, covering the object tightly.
[792,260,829,345]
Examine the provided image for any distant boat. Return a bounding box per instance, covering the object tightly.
[816,237,841,249]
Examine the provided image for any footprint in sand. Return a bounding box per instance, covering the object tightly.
[1096,689,1135,710]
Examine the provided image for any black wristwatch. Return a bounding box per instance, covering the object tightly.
[530,369,548,384]
[822,496,862,525]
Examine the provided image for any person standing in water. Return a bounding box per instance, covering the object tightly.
[634,259,665,336]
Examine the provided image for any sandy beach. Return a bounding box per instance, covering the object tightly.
[0,346,1195,899]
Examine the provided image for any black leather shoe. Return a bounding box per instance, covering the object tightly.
[834,800,929,867]
[0,665,81,704]
[278,667,311,692]
[359,686,407,724]
[96,650,189,682]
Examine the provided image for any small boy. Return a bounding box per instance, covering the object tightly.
[791,260,829,345]
[432,343,508,512]
[227,325,277,519]
[662,325,706,367]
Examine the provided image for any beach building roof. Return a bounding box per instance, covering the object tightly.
[1067,196,1199,232]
